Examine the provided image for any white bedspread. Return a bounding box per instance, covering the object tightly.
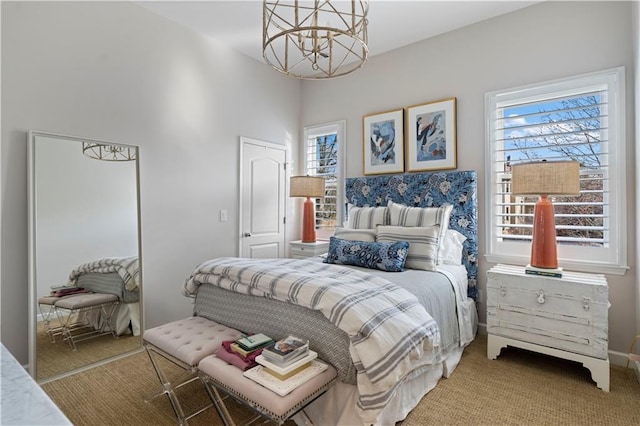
[68,256,139,291]
[183,257,441,424]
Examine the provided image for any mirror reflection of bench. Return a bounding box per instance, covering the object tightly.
[37,293,119,350]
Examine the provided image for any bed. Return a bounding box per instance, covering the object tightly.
[68,256,141,336]
[183,170,478,425]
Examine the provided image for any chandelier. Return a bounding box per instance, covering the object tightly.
[82,142,136,161]
[263,0,369,79]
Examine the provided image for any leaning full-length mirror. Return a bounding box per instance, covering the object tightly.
[28,131,143,382]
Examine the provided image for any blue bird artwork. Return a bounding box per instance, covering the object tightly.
[369,120,396,165]
[416,112,446,162]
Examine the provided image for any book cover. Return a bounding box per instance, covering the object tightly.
[235,333,273,351]
[261,348,309,367]
[243,360,328,396]
[256,351,318,374]
[262,335,309,363]
[229,342,264,358]
[263,362,311,381]
[525,264,563,278]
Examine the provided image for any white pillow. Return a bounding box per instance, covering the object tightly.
[387,200,453,263]
[438,229,467,265]
[376,225,439,271]
[333,227,377,242]
[347,204,389,229]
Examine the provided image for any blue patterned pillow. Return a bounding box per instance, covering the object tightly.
[323,236,409,272]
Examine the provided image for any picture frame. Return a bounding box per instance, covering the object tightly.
[405,97,457,172]
[362,108,404,175]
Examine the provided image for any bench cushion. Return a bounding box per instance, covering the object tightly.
[143,317,242,367]
[54,293,118,309]
[198,354,337,422]
[38,296,63,306]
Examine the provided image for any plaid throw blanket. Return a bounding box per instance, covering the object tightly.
[68,256,139,291]
[183,257,441,424]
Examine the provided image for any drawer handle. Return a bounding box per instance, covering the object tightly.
[583,297,591,311]
[537,290,545,304]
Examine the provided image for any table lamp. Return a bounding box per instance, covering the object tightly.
[290,176,325,243]
[511,160,580,273]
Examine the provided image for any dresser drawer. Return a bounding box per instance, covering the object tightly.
[487,265,608,359]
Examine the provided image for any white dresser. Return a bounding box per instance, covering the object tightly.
[486,264,609,391]
[1,344,71,425]
[289,240,329,259]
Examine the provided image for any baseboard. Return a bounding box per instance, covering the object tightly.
[608,349,630,367]
[478,322,487,335]
[477,322,628,367]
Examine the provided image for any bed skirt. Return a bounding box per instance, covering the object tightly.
[293,302,477,425]
[87,301,140,336]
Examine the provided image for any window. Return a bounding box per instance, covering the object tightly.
[485,67,627,275]
[303,121,345,240]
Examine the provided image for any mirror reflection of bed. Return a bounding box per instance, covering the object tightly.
[28,131,143,382]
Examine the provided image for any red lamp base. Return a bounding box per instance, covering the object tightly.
[530,195,558,269]
[301,197,316,243]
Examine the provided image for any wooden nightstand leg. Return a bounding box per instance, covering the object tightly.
[487,334,506,360]
[582,357,610,392]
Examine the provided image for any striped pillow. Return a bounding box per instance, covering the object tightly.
[377,225,440,271]
[387,201,453,262]
[333,227,377,242]
[347,204,389,229]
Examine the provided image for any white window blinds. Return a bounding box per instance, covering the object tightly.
[485,67,627,274]
[303,121,345,235]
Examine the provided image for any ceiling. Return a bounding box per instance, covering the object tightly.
[137,1,540,65]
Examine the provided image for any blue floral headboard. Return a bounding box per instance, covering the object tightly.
[345,170,478,300]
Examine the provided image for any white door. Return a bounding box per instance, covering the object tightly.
[239,137,287,258]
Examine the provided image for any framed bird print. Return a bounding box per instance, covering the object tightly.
[405,97,457,172]
[362,108,404,175]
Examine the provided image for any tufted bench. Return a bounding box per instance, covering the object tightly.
[53,293,119,350]
[143,316,243,425]
[198,354,338,425]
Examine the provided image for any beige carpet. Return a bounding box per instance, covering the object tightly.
[36,320,142,381]
[42,334,640,425]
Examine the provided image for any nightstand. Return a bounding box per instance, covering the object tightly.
[289,240,329,259]
[486,264,610,391]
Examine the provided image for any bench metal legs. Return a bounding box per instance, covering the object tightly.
[55,301,119,350]
[144,342,214,425]
[38,301,64,343]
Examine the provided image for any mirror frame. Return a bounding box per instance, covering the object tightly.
[27,130,144,382]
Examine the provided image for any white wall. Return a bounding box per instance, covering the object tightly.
[301,1,636,354]
[1,1,301,364]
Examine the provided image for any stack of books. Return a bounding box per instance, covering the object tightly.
[49,285,91,297]
[244,335,328,396]
[215,333,274,371]
[230,333,274,357]
[257,350,318,380]
[261,335,309,366]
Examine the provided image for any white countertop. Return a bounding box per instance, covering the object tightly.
[1,344,71,425]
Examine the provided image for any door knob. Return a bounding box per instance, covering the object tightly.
[244,232,252,237]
